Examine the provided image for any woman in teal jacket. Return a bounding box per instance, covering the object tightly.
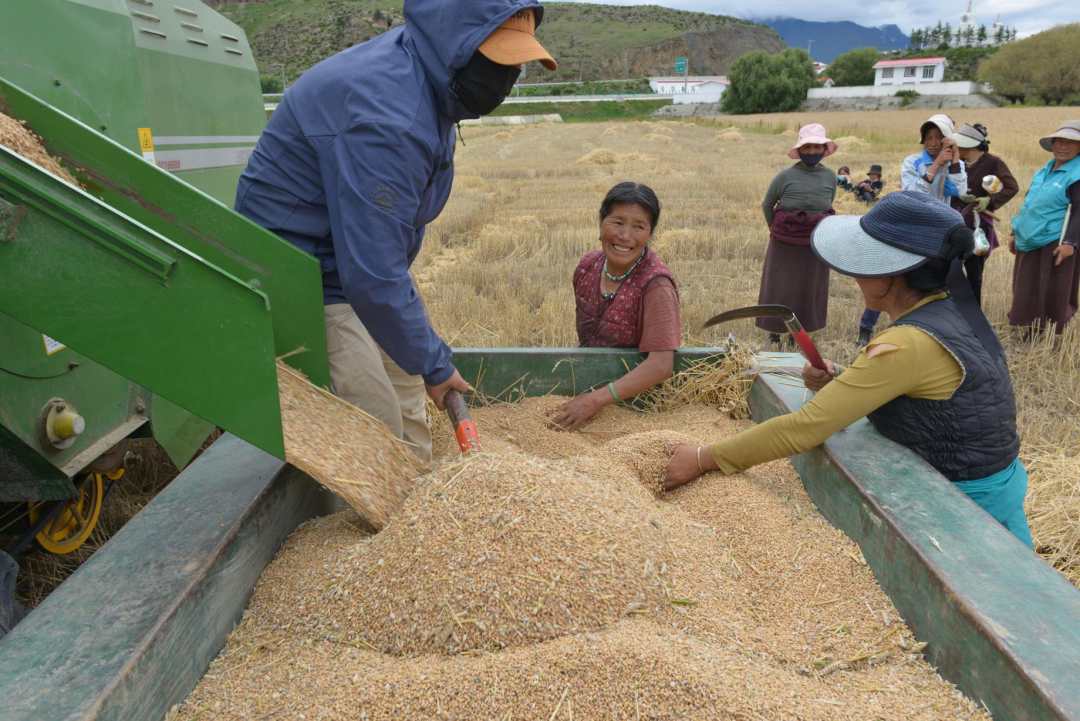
[1008,120,1080,337]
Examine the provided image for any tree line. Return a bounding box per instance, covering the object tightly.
[909,22,1017,49]
[721,23,1079,113]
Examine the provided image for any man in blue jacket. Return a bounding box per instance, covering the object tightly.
[236,0,556,461]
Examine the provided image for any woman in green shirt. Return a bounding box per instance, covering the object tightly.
[756,123,838,348]
[666,191,1033,548]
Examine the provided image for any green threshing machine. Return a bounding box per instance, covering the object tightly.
[0,1,328,560]
[1,4,1080,721]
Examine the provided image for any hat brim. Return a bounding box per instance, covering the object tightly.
[478,28,557,70]
[955,134,981,149]
[788,139,837,160]
[1040,130,1080,151]
[811,215,929,278]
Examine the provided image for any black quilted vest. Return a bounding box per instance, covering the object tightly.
[867,297,1019,481]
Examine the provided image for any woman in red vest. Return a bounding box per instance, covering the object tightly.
[550,182,681,430]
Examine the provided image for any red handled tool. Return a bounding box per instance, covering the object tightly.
[444,389,480,454]
[703,304,828,371]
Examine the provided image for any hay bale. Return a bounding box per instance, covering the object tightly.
[576,148,618,165]
[715,129,744,142]
[645,133,673,143]
[277,362,423,530]
[301,451,677,656]
[1,111,80,186]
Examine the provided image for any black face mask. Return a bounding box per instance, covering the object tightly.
[451,51,521,117]
[799,153,824,167]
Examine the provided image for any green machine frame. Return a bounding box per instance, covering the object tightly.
[1,2,327,518]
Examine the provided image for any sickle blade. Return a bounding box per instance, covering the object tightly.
[702,304,793,329]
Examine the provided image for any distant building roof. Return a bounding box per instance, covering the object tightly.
[873,57,947,69]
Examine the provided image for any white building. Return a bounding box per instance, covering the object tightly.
[873,57,947,86]
[648,76,729,104]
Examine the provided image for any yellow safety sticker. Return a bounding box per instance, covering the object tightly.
[137,127,155,152]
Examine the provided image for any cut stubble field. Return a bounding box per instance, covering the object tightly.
[415,107,1080,586]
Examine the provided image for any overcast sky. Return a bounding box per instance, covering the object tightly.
[558,0,1077,36]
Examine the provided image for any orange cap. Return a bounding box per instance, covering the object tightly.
[477,8,557,71]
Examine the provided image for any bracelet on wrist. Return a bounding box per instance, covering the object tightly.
[606,382,622,404]
[696,446,705,474]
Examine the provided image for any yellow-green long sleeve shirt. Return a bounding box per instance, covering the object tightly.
[708,295,964,474]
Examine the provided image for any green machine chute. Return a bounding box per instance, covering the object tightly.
[0,2,328,552]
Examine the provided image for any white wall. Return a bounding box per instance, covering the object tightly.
[649,81,727,104]
[874,63,945,86]
[808,81,986,99]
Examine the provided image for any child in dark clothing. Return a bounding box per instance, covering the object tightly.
[836,166,853,191]
[855,164,883,202]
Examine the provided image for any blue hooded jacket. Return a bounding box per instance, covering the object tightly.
[235,0,544,385]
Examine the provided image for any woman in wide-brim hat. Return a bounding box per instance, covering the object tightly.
[665,191,1033,548]
[1008,119,1080,337]
[756,123,838,348]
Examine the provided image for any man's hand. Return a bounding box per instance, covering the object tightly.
[974,196,991,213]
[548,391,605,432]
[426,368,471,410]
[1053,243,1075,267]
[802,359,839,392]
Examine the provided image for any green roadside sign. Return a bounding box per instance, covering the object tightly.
[674,56,687,74]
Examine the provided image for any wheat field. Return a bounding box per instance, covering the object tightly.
[415,107,1080,584]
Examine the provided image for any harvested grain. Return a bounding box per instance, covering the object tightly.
[601,430,694,494]
[276,451,679,656]
[277,362,424,530]
[174,400,991,721]
[0,111,79,186]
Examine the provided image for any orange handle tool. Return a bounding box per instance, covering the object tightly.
[444,390,480,454]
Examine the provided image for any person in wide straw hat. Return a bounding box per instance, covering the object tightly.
[755,123,838,349]
[666,191,1033,548]
[1008,120,1080,338]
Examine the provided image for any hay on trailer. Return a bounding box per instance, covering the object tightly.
[282,451,678,656]
[638,346,755,418]
[276,361,424,530]
[174,398,992,721]
[0,111,80,186]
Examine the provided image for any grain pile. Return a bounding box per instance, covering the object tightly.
[0,111,79,186]
[174,398,990,721]
[277,362,424,529]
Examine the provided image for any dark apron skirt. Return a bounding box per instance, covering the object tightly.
[756,238,830,333]
[1008,243,1080,334]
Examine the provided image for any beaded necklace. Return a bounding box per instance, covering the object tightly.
[600,250,646,301]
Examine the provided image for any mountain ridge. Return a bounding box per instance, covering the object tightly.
[760,17,910,62]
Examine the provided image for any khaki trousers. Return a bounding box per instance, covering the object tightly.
[324,304,431,462]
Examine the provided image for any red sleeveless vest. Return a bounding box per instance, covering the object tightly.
[573,248,676,348]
